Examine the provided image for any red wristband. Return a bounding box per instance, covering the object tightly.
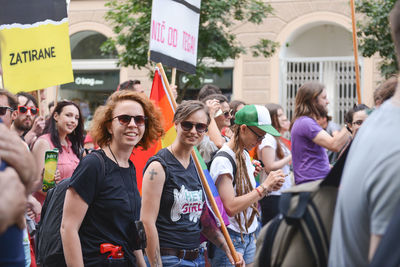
[255,187,262,197]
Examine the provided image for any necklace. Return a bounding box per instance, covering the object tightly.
[108,145,120,167]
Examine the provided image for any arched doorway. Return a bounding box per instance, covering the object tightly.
[60,30,118,127]
[280,22,362,124]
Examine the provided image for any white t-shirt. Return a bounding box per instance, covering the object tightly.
[258,133,292,195]
[209,143,258,234]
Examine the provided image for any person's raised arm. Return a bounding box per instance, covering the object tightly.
[216,170,284,217]
[205,99,226,148]
[60,188,88,267]
[140,161,166,267]
[312,127,351,152]
[258,146,291,173]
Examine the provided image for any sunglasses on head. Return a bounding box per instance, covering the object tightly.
[0,106,13,116]
[247,126,265,142]
[180,121,208,133]
[18,105,39,115]
[111,114,147,126]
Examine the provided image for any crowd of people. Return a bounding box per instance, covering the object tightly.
[1,1,400,267]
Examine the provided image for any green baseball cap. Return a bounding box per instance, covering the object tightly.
[234,105,281,137]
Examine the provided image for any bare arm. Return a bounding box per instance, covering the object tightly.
[312,127,350,152]
[0,167,26,233]
[31,138,51,193]
[368,234,382,262]
[134,250,146,267]
[60,188,88,267]
[205,99,226,148]
[140,161,165,267]
[216,170,284,217]
[0,124,38,193]
[258,146,291,173]
[200,207,244,266]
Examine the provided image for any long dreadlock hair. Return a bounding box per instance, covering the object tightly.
[232,124,259,239]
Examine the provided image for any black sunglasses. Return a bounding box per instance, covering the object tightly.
[111,114,147,126]
[0,106,13,116]
[18,105,39,115]
[180,121,208,133]
[247,126,265,142]
[223,109,233,118]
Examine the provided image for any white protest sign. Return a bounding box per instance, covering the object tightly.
[149,0,201,74]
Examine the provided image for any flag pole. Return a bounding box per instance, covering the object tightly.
[156,62,239,263]
[350,0,362,104]
[171,67,177,86]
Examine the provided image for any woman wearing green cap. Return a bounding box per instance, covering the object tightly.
[209,104,285,266]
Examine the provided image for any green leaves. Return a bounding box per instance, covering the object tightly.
[102,0,277,98]
[356,0,398,78]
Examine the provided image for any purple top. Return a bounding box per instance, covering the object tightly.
[291,116,330,184]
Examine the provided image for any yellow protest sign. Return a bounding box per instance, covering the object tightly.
[0,0,73,93]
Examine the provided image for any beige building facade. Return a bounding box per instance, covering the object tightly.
[59,0,383,124]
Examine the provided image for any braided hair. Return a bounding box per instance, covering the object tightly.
[231,124,259,240]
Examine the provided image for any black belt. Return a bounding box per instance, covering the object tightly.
[160,247,200,261]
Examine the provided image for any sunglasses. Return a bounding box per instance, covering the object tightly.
[247,126,265,142]
[223,109,233,118]
[0,106,13,116]
[111,114,147,126]
[18,105,39,115]
[180,121,208,133]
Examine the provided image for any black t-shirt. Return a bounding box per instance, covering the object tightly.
[69,150,141,266]
[144,148,204,250]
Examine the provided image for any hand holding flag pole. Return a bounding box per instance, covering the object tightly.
[156,63,239,263]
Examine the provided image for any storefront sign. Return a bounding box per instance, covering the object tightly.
[61,70,119,91]
[0,0,73,93]
[149,0,201,74]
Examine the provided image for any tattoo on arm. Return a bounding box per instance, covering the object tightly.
[149,169,157,181]
[154,248,161,267]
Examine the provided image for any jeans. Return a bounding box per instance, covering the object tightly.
[211,228,257,266]
[145,248,205,267]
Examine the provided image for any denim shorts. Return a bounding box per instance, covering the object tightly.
[144,248,205,267]
[210,228,257,266]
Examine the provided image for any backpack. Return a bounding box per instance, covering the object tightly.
[254,145,350,267]
[35,151,105,267]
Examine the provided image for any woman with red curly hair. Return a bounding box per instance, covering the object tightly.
[61,90,164,267]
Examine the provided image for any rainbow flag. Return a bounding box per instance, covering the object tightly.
[129,69,175,194]
[130,68,229,225]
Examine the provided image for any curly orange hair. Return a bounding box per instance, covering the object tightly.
[90,90,165,150]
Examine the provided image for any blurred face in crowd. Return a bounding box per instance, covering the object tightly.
[0,95,16,128]
[133,83,144,93]
[14,95,37,132]
[242,125,266,151]
[215,101,232,130]
[317,89,329,113]
[277,108,290,133]
[54,104,80,137]
[108,100,145,148]
[351,110,368,137]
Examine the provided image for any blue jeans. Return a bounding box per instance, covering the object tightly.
[145,249,205,267]
[211,228,257,266]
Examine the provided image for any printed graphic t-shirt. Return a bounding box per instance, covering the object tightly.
[144,148,204,250]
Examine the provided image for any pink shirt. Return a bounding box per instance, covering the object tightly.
[39,133,80,180]
[33,134,80,206]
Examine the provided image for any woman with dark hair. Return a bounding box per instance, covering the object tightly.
[257,103,292,226]
[290,82,351,185]
[32,100,84,204]
[141,100,244,267]
[61,90,164,266]
[210,105,285,266]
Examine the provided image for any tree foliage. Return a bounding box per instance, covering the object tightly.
[102,0,278,99]
[356,0,398,78]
